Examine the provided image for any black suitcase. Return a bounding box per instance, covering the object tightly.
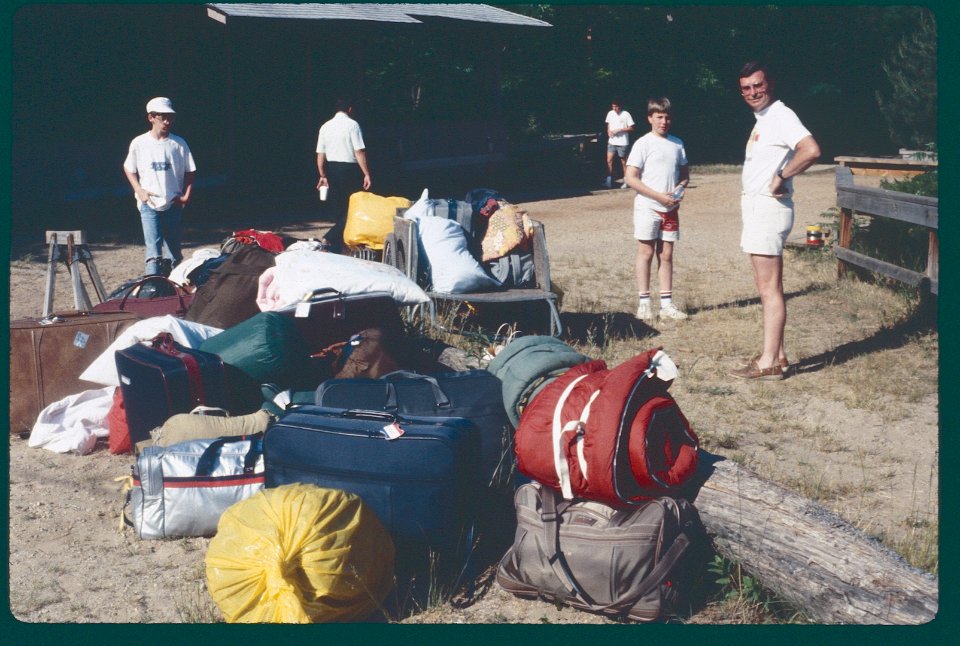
[263,405,481,571]
[314,370,514,487]
[275,288,404,354]
[115,333,229,445]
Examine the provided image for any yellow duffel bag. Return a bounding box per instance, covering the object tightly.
[205,483,395,623]
[343,191,412,251]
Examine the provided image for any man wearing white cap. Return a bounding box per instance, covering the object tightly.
[123,97,197,276]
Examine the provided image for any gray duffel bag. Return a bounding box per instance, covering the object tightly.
[126,434,265,539]
[496,483,701,622]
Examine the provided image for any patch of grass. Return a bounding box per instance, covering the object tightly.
[704,555,809,624]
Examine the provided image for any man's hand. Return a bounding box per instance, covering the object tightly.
[135,187,157,204]
[316,176,329,190]
[362,174,372,191]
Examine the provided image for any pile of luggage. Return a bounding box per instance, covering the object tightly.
[13,224,708,624]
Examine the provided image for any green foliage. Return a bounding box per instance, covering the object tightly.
[879,168,938,197]
[707,555,805,621]
[876,9,937,149]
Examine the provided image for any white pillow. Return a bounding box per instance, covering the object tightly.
[268,248,430,307]
[413,215,499,294]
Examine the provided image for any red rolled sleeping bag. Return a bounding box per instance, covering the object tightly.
[514,348,699,507]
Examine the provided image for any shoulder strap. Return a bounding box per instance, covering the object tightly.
[540,486,599,606]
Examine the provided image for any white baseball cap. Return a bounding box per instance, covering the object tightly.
[146,97,176,114]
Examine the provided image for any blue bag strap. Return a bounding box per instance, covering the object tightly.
[195,433,263,477]
[381,371,451,409]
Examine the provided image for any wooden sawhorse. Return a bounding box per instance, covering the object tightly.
[42,230,108,317]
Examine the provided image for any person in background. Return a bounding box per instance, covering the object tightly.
[729,61,821,381]
[123,97,196,276]
[315,97,372,253]
[624,97,690,322]
[604,98,635,188]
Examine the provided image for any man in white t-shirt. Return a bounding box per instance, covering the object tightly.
[316,97,372,253]
[123,97,196,276]
[730,62,820,381]
[624,97,690,322]
[604,98,635,188]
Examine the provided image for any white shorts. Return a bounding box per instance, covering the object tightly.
[740,193,794,256]
[634,206,680,242]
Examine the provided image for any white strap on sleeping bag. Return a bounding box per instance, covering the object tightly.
[552,374,600,500]
[647,350,678,382]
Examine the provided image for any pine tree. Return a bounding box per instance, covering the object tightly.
[876,9,937,150]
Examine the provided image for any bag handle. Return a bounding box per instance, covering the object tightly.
[118,276,189,314]
[300,287,344,302]
[381,371,451,409]
[195,434,263,477]
[540,488,692,616]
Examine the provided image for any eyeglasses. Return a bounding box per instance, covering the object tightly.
[739,81,768,95]
[150,113,174,121]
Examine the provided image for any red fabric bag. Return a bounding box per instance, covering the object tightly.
[108,387,132,454]
[92,276,194,318]
[514,348,699,507]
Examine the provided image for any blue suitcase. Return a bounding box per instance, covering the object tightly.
[263,405,481,572]
[314,370,514,488]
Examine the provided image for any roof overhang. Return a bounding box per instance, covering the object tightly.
[205,3,552,27]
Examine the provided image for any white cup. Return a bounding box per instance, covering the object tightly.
[319,185,329,201]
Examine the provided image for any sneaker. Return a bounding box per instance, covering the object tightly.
[603,176,613,189]
[659,304,688,320]
[635,301,653,321]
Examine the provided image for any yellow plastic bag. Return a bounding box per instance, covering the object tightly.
[343,191,412,251]
[205,483,395,623]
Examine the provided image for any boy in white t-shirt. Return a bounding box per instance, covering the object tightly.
[624,97,690,321]
[123,97,196,276]
[604,98,635,188]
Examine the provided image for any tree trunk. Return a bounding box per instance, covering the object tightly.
[690,452,938,624]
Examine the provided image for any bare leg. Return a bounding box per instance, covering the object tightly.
[656,240,675,294]
[635,240,656,294]
[750,254,787,369]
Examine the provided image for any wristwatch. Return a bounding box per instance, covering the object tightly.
[776,169,786,180]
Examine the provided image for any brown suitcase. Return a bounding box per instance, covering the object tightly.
[9,311,140,434]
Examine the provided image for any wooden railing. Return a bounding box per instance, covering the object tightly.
[834,165,938,295]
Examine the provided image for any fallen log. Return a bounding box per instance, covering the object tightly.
[689,452,938,625]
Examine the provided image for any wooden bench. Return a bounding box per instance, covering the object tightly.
[383,212,562,337]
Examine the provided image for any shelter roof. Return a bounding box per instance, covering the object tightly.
[206,3,551,27]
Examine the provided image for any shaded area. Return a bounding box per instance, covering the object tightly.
[793,301,936,375]
[559,311,658,345]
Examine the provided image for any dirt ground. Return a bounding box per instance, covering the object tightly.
[7,166,938,625]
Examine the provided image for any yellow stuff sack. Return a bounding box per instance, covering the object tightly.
[205,483,395,623]
[343,192,412,251]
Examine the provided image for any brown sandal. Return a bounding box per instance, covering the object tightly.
[730,359,784,381]
[748,354,790,371]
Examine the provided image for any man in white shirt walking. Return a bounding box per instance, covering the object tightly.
[316,97,372,253]
[123,97,196,276]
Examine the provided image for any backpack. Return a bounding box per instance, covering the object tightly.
[496,483,703,622]
[514,348,699,506]
[486,251,536,289]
